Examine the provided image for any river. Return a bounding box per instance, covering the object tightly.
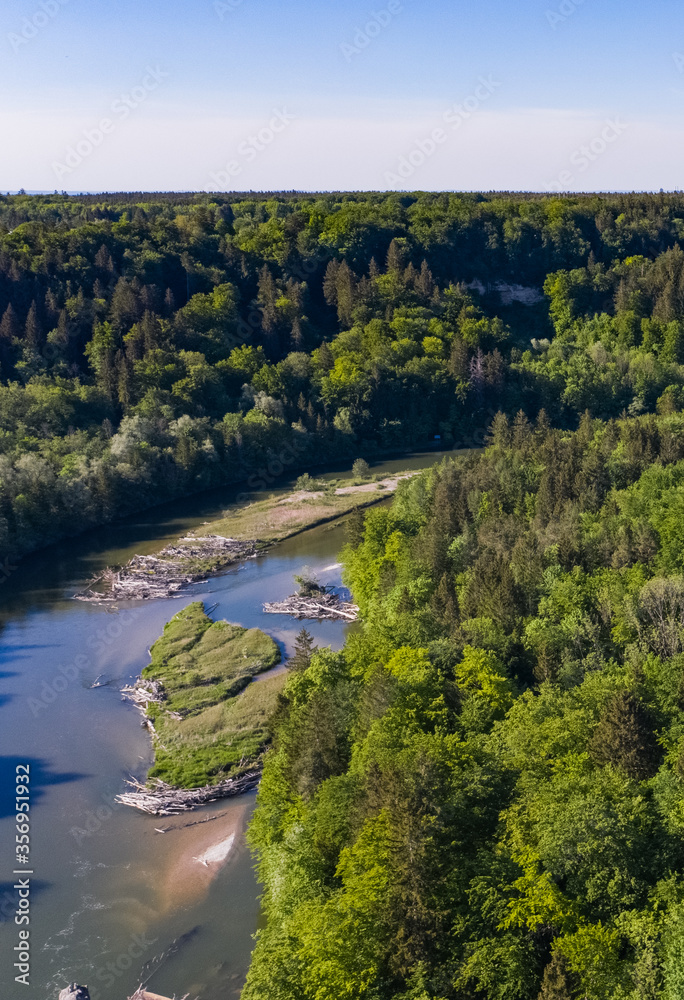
[0,450,455,1000]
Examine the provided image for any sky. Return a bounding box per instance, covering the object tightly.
[0,0,682,192]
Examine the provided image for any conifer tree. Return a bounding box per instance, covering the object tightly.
[323,259,341,306]
[257,265,279,333]
[95,244,115,275]
[386,238,407,275]
[589,691,661,780]
[25,301,42,349]
[537,953,577,1000]
[0,303,19,342]
[335,261,356,326]
[289,628,317,673]
[417,259,435,299]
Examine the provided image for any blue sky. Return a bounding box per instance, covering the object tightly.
[1,0,682,191]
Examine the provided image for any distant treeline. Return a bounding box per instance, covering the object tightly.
[2,191,684,560]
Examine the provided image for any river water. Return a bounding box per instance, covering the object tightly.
[0,451,453,1000]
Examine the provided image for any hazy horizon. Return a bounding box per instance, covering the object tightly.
[2,0,683,193]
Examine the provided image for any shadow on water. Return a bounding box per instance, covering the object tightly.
[0,880,51,925]
[0,757,86,819]
[0,645,53,666]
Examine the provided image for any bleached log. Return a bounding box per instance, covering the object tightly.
[121,679,164,708]
[74,536,257,602]
[115,771,262,815]
[263,593,359,621]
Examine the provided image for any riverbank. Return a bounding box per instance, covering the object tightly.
[0,450,456,999]
[76,470,419,602]
[205,469,419,545]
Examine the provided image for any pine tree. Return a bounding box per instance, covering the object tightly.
[257,265,279,333]
[431,571,458,627]
[535,408,551,438]
[386,238,407,275]
[469,348,485,399]
[589,691,661,780]
[110,277,140,334]
[449,338,469,379]
[116,352,132,409]
[94,244,115,275]
[55,309,70,347]
[488,411,511,449]
[404,262,419,288]
[537,952,577,999]
[345,509,365,547]
[483,348,505,389]
[317,341,334,372]
[417,259,435,299]
[335,261,356,326]
[289,628,317,673]
[25,300,42,349]
[512,409,533,449]
[140,284,160,314]
[323,260,341,306]
[0,303,20,342]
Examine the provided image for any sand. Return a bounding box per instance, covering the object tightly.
[112,798,253,920]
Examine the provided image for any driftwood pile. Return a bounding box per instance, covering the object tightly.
[115,772,262,816]
[74,535,257,602]
[121,679,164,709]
[59,983,181,1000]
[128,990,182,1000]
[263,591,359,621]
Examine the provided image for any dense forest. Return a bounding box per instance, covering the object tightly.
[6,192,684,996]
[3,191,684,563]
[246,410,684,1000]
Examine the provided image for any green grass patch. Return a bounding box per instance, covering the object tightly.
[140,602,284,788]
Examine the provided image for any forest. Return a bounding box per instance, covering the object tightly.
[246,410,684,1000]
[3,191,684,563]
[5,192,684,997]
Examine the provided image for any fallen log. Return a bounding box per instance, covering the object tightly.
[121,679,165,709]
[129,990,182,1000]
[115,771,262,815]
[263,592,359,621]
[74,536,257,602]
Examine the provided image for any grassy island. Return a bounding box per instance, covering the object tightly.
[140,602,284,788]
